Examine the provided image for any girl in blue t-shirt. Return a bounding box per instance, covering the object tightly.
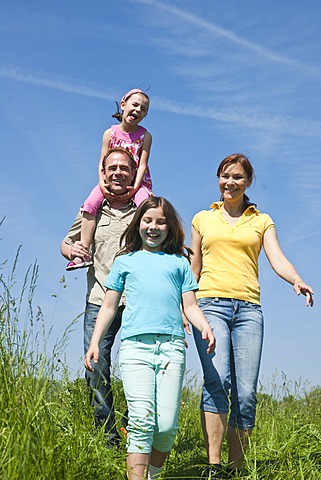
[85,196,215,480]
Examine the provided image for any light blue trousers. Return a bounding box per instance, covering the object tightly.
[119,334,186,453]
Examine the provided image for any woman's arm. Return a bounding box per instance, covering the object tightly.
[84,289,122,371]
[263,226,314,306]
[182,290,215,353]
[190,226,202,282]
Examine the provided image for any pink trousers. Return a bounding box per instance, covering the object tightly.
[82,184,151,215]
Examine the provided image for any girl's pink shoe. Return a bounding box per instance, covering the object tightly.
[66,256,93,271]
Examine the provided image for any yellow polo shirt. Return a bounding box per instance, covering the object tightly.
[192,202,275,304]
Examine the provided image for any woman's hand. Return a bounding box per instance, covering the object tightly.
[293,278,314,307]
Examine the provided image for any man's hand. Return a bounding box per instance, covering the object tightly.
[69,241,91,261]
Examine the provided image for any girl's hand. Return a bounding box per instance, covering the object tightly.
[293,278,314,307]
[182,311,191,348]
[102,184,135,203]
[182,312,192,336]
[84,346,99,372]
[101,184,119,202]
[114,186,136,203]
[202,328,216,354]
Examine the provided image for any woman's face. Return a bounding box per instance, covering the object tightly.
[139,207,169,252]
[218,162,250,202]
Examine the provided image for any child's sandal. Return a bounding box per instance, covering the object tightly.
[66,256,93,271]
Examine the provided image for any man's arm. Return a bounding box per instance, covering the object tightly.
[60,239,89,261]
[60,211,90,261]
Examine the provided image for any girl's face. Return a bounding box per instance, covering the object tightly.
[218,162,250,203]
[121,93,149,126]
[139,207,168,252]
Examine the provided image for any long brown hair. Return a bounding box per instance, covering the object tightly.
[116,197,193,261]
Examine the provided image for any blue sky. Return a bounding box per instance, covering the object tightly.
[1,0,320,391]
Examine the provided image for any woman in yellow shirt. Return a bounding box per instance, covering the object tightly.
[191,153,314,479]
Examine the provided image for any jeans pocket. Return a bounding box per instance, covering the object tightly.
[197,298,212,309]
[120,338,136,352]
[245,301,263,313]
[169,339,186,356]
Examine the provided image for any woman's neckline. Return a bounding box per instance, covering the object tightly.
[220,202,247,227]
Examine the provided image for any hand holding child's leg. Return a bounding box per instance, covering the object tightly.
[66,212,94,271]
[81,212,96,256]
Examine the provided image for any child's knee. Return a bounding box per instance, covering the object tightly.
[134,187,152,206]
[153,423,178,452]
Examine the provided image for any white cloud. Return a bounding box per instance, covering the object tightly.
[132,0,321,74]
[0,64,118,100]
[1,64,321,139]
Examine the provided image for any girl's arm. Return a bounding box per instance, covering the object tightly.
[98,129,112,197]
[115,131,152,202]
[190,226,202,282]
[132,131,152,193]
[182,290,215,353]
[84,289,122,371]
[263,226,314,306]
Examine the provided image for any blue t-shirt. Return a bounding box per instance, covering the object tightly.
[104,250,198,340]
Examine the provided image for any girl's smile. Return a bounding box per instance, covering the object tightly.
[139,207,168,252]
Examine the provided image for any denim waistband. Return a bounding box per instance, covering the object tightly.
[123,333,184,343]
[199,297,261,306]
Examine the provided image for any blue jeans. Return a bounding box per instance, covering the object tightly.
[119,334,186,454]
[83,302,124,442]
[193,298,264,430]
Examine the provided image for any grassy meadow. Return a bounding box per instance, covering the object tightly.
[1,253,321,479]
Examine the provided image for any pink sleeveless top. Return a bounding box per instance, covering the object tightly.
[109,124,152,192]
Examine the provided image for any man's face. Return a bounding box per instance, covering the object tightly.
[103,152,135,195]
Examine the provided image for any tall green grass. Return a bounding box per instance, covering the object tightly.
[0,251,320,479]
